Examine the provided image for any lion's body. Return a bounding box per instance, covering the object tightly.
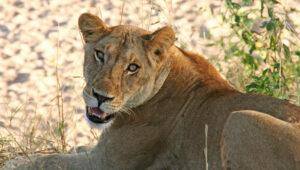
[92,47,300,169]
[16,13,300,170]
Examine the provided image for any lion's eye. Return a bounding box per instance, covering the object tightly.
[94,50,105,63]
[127,63,140,73]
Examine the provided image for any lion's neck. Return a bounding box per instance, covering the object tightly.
[155,46,233,98]
[163,47,205,95]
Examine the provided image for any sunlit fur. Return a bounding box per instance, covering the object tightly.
[16,13,300,170]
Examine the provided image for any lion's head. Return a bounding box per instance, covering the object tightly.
[78,13,175,127]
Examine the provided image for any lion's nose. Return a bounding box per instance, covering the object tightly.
[92,88,114,105]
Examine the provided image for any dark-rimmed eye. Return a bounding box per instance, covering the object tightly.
[127,63,140,74]
[94,50,105,63]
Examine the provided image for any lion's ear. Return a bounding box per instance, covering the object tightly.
[78,13,110,43]
[142,26,175,56]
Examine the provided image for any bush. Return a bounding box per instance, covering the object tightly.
[220,0,300,104]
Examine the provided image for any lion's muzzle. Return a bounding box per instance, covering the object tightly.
[82,88,116,124]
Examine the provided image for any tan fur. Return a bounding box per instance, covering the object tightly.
[221,110,300,170]
[17,13,300,170]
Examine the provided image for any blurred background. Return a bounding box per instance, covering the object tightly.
[0,0,299,168]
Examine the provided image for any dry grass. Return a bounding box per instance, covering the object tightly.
[204,124,208,170]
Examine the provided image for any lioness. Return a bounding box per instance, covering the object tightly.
[16,13,300,170]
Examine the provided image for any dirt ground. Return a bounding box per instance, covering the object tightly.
[0,0,299,169]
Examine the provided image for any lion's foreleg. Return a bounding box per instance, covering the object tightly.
[16,151,99,170]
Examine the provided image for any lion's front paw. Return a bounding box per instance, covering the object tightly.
[16,154,66,170]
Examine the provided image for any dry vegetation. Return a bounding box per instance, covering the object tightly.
[0,0,299,168]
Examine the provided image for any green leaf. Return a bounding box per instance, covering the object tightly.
[243,54,257,69]
[270,36,277,51]
[296,66,300,76]
[226,0,241,9]
[246,82,258,93]
[268,7,274,18]
[266,20,275,31]
[295,51,300,57]
[242,31,254,45]
[249,45,256,54]
[273,63,280,69]
[232,2,241,9]
[262,68,269,75]
[283,44,291,59]
[243,0,253,5]
[234,15,241,24]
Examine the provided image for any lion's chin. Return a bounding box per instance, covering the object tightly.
[85,106,115,124]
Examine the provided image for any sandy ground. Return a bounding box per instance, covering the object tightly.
[0,0,299,169]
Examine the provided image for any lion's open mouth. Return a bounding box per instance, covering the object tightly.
[86,106,115,124]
